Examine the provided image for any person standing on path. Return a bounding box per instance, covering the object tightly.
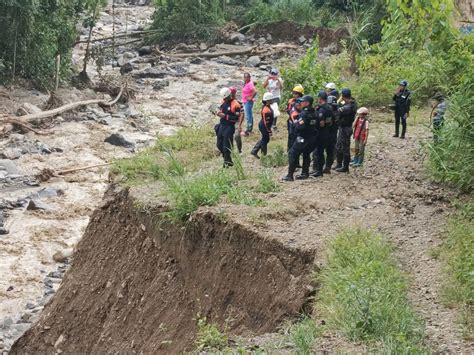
[241,73,257,135]
[230,86,244,154]
[392,80,411,139]
[325,89,339,172]
[311,91,335,177]
[251,93,275,159]
[334,88,357,173]
[282,95,319,181]
[263,68,283,130]
[286,85,305,151]
[215,87,241,167]
[351,107,370,167]
[431,93,447,143]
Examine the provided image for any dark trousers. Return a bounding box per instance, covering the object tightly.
[336,126,352,168]
[287,120,296,152]
[395,111,407,137]
[252,121,270,155]
[234,131,242,153]
[288,136,316,176]
[217,124,235,166]
[314,135,335,173]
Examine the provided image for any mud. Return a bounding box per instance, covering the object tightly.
[10,187,315,354]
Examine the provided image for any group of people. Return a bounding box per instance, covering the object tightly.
[214,69,422,181]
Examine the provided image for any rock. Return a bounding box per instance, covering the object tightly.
[53,248,74,263]
[54,334,65,349]
[17,103,42,116]
[104,133,134,148]
[0,148,22,160]
[28,187,64,200]
[246,55,261,67]
[0,160,20,175]
[47,271,62,279]
[298,35,307,44]
[132,67,167,79]
[214,55,240,66]
[117,51,135,66]
[138,46,152,56]
[26,200,50,211]
[120,62,134,75]
[0,227,8,235]
[229,32,246,44]
[152,79,170,91]
[199,43,208,51]
[257,37,266,45]
[0,317,13,329]
[190,57,204,64]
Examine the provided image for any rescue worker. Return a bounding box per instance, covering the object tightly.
[286,84,305,152]
[230,86,244,154]
[334,88,357,173]
[392,80,411,139]
[325,89,339,172]
[311,91,334,177]
[282,95,319,181]
[251,92,275,159]
[263,68,283,130]
[215,87,241,167]
[325,82,337,95]
[431,93,447,143]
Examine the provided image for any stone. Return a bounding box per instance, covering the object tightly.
[120,62,133,75]
[257,37,266,45]
[0,317,13,329]
[199,43,208,51]
[190,57,204,64]
[298,35,307,44]
[229,32,246,44]
[104,133,134,148]
[0,227,8,235]
[175,43,195,53]
[137,46,152,56]
[0,148,22,160]
[152,79,170,91]
[246,55,261,67]
[17,103,42,116]
[48,271,62,279]
[0,160,20,175]
[214,55,239,66]
[117,51,135,66]
[28,187,64,200]
[53,248,74,263]
[132,67,167,79]
[26,200,50,211]
[25,302,35,310]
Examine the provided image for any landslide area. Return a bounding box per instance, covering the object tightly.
[10,187,315,354]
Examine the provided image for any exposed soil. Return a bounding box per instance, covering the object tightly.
[10,187,315,354]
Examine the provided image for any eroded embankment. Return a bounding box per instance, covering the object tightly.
[10,187,315,353]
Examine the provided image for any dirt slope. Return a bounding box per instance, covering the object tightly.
[10,187,315,354]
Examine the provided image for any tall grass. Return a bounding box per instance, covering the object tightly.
[316,229,427,353]
[440,202,474,339]
[286,317,320,354]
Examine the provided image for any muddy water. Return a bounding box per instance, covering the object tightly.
[0,3,267,348]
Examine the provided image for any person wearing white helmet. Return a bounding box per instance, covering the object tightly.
[351,107,370,167]
[325,82,337,93]
[251,92,275,159]
[215,87,242,167]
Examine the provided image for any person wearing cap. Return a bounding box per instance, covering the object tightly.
[263,68,283,130]
[242,73,257,135]
[326,89,340,172]
[215,87,242,167]
[286,85,304,151]
[311,90,335,177]
[392,80,411,138]
[282,95,319,181]
[351,107,370,167]
[251,92,275,159]
[229,86,244,154]
[431,93,447,143]
[334,88,357,173]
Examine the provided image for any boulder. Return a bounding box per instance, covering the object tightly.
[117,51,135,67]
[104,133,134,148]
[137,46,153,56]
[152,79,170,91]
[0,148,23,160]
[52,248,74,263]
[26,200,51,211]
[246,55,261,67]
[229,32,246,44]
[132,67,167,79]
[214,55,240,66]
[120,62,133,75]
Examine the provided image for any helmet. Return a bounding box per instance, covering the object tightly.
[270,68,279,75]
[341,88,352,98]
[220,87,231,99]
[325,82,337,90]
[357,107,369,115]
[330,89,339,97]
[229,86,237,95]
[292,84,305,95]
[399,80,408,87]
[300,95,314,105]
[263,92,274,102]
[317,90,328,100]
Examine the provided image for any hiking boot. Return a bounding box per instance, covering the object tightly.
[322,167,331,174]
[251,150,260,159]
[335,166,349,173]
[400,135,405,139]
[295,173,309,180]
[281,175,294,182]
[393,134,399,137]
[310,171,323,177]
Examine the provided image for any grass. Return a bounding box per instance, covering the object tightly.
[260,144,288,168]
[439,202,474,339]
[195,317,228,352]
[286,317,320,354]
[255,169,281,193]
[316,229,427,353]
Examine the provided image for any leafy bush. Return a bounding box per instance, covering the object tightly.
[317,229,426,352]
[287,317,320,354]
[260,144,288,168]
[195,317,228,351]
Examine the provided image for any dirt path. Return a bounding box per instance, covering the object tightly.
[222,118,471,353]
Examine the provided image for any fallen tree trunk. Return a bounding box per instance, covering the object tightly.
[57,163,111,175]
[163,46,256,58]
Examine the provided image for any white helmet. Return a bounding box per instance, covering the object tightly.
[220,87,231,99]
[263,92,274,102]
[325,82,337,90]
[357,107,369,115]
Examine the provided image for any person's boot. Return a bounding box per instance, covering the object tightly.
[350,157,357,166]
[333,153,343,170]
[352,157,361,167]
[335,156,350,173]
[323,166,331,174]
[401,125,406,139]
[310,170,323,177]
[355,157,364,167]
[282,162,297,181]
[251,146,260,159]
[297,160,310,179]
[261,146,268,156]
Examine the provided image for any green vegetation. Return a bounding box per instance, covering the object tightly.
[286,317,320,354]
[316,229,427,353]
[260,144,287,168]
[439,203,474,339]
[195,317,228,351]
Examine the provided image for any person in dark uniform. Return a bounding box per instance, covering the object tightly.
[311,91,334,177]
[282,95,318,181]
[286,85,305,152]
[334,88,357,173]
[215,87,241,167]
[251,92,275,159]
[392,80,411,139]
[325,89,339,172]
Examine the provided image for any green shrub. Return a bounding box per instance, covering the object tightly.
[255,169,280,193]
[287,317,320,354]
[195,317,228,351]
[260,144,288,168]
[112,153,161,183]
[317,229,426,352]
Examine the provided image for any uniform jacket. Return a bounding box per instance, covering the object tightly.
[393,90,411,114]
[219,99,241,126]
[260,105,274,133]
[294,107,318,139]
[337,99,357,127]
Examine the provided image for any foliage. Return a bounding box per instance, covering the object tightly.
[316,229,427,353]
[286,317,320,354]
[439,202,474,338]
[112,153,162,183]
[260,144,288,168]
[195,317,228,351]
[255,169,280,193]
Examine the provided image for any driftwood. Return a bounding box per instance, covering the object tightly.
[2,118,48,135]
[164,46,256,59]
[2,86,124,125]
[36,163,111,182]
[57,163,110,175]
